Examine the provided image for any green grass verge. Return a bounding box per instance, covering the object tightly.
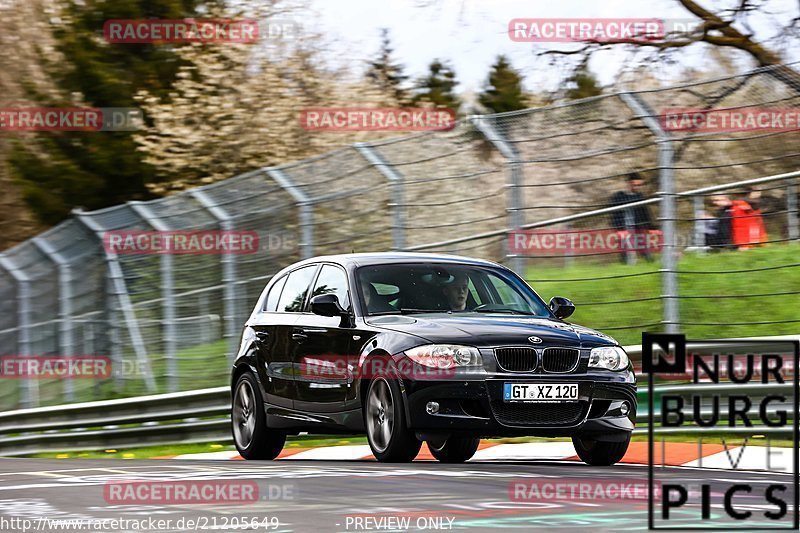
[14,339,231,410]
[529,244,800,345]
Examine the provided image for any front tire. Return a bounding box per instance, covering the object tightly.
[572,433,631,466]
[232,372,286,460]
[429,437,480,463]
[364,377,422,462]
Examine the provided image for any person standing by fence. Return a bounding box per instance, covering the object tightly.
[609,172,658,263]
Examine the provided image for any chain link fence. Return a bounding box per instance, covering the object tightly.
[1,64,799,409]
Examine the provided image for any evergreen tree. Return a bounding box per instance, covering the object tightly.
[366,28,409,105]
[565,64,603,100]
[478,55,526,113]
[9,0,215,225]
[411,59,459,110]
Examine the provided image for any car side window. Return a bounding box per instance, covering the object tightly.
[276,265,318,313]
[263,275,287,312]
[310,265,350,309]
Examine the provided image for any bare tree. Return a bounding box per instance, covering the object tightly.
[135,5,405,194]
[538,0,800,89]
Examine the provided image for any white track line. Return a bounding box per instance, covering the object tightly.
[281,445,374,461]
[472,442,576,461]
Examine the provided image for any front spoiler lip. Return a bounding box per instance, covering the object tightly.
[411,413,635,439]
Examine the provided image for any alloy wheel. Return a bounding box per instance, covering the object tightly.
[366,378,394,453]
[233,379,256,449]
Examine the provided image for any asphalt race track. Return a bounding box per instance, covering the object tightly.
[0,458,795,532]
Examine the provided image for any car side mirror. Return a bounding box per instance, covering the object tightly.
[549,296,575,320]
[310,294,346,317]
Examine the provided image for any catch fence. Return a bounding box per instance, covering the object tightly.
[1,64,798,409]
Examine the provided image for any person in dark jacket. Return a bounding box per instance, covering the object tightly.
[609,172,656,262]
[704,194,734,251]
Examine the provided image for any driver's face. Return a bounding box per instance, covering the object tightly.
[443,281,469,310]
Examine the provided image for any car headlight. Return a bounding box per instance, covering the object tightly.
[404,345,482,369]
[588,346,629,371]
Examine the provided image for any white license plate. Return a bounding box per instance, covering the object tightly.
[503,382,578,402]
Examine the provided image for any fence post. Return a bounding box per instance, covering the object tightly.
[265,168,315,259]
[127,202,177,393]
[0,256,35,407]
[73,210,156,392]
[623,209,637,265]
[469,114,525,276]
[788,180,799,242]
[353,143,405,251]
[693,196,705,249]
[31,237,75,402]
[620,92,679,334]
[189,190,239,362]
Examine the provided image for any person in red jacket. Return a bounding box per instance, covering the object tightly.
[730,188,767,249]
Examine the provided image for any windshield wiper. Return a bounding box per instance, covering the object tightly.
[368,308,439,316]
[473,307,536,315]
[372,307,536,316]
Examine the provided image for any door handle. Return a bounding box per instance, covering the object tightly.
[291,332,308,341]
[300,327,328,334]
[255,331,270,343]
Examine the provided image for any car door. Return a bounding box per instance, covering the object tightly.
[292,263,354,413]
[251,274,290,408]
[253,264,319,409]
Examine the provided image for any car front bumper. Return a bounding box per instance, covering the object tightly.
[401,372,636,439]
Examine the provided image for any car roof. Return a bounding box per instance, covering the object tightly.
[292,252,504,269]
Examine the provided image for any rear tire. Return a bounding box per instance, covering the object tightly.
[572,433,630,466]
[232,372,286,460]
[364,376,422,462]
[429,437,480,463]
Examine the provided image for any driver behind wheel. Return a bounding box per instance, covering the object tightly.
[441,272,471,311]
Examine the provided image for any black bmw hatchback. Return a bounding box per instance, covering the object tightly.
[231,253,636,464]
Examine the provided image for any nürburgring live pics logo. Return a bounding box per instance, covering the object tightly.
[644,333,799,530]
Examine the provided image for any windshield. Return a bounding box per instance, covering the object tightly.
[356,263,551,317]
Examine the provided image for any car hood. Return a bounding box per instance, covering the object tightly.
[365,313,618,348]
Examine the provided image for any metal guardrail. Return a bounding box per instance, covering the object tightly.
[0,387,229,456]
[0,336,796,456]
